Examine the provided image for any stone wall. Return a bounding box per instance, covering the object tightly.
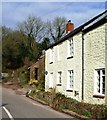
[30,55,45,82]
[84,24,106,104]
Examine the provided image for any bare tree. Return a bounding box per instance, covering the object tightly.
[46,16,67,43]
[2,26,12,39]
[17,15,45,43]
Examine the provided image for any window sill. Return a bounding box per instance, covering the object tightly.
[93,94,105,98]
[67,56,73,59]
[49,62,53,64]
[66,89,73,92]
[57,84,62,86]
[49,87,53,89]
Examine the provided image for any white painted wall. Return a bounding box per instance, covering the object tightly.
[45,33,83,101]
[45,23,106,104]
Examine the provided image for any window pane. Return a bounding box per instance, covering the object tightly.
[97,70,100,93]
[95,69,105,95]
[68,38,73,57]
[102,75,105,94]
[102,70,105,75]
[58,72,62,84]
[68,70,73,89]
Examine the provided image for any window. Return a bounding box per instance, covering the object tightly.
[67,38,74,58]
[49,72,53,88]
[57,71,62,85]
[94,69,105,96]
[57,46,60,61]
[50,48,54,63]
[67,70,74,90]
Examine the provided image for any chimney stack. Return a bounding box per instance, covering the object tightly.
[66,20,74,34]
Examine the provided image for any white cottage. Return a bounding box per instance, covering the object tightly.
[45,10,107,105]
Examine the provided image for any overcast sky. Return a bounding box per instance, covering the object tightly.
[2,2,106,29]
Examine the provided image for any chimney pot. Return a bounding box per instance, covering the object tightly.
[68,20,71,23]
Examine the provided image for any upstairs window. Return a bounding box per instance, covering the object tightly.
[67,38,74,58]
[94,69,105,96]
[67,70,74,90]
[57,46,60,61]
[50,48,54,64]
[57,71,62,85]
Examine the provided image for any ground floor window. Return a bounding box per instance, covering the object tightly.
[49,72,53,88]
[57,71,62,85]
[67,70,74,90]
[94,68,105,95]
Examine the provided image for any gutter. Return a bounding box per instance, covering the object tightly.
[45,10,107,51]
[82,30,84,102]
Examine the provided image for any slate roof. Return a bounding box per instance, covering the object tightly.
[46,10,107,50]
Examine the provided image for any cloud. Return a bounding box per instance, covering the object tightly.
[2,2,105,29]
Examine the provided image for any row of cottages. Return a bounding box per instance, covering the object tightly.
[45,10,107,105]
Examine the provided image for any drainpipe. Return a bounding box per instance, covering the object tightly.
[82,30,84,102]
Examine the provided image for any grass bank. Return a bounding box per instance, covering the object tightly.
[27,90,107,119]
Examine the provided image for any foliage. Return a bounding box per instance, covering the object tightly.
[82,111,91,117]
[46,16,67,43]
[2,26,12,39]
[38,79,45,91]
[17,15,45,42]
[2,15,67,72]
[2,27,41,72]
[28,79,38,85]
[18,66,28,87]
[2,30,28,70]
[29,90,107,119]
[40,37,50,50]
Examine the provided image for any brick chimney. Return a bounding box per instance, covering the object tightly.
[66,20,74,34]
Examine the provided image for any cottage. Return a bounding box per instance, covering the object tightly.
[29,55,45,89]
[45,10,107,104]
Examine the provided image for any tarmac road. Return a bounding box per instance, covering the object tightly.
[2,85,78,119]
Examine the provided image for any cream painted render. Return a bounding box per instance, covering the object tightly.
[45,23,106,105]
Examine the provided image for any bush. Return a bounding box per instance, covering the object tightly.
[29,90,107,119]
[83,111,91,117]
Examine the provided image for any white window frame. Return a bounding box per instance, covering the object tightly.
[49,72,53,88]
[94,68,105,96]
[57,46,60,61]
[49,48,54,63]
[67,38,74,58]
[67,70,74,90]
[57,71,62,85]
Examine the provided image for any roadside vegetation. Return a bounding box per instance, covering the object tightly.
[2,15,67,88]
[27,89,107,119]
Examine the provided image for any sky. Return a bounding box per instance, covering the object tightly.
[2,1,106,29]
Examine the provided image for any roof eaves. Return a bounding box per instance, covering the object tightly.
[45,10,107,51]
[83,17,107,34]
[45,26,82,50]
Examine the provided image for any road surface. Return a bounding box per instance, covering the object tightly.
[2,85,78,119]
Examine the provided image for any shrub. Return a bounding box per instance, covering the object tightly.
[83,111,91,117]
[29,90,107,119]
